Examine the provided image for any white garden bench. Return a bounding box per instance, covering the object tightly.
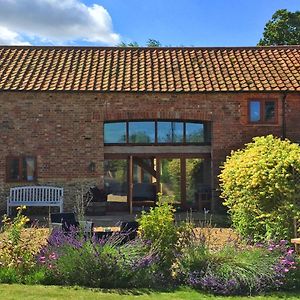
[7,186,63,215]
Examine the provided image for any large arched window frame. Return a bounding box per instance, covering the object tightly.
[104,120,211,145]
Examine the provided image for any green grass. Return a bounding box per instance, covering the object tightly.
[0,284,299,300]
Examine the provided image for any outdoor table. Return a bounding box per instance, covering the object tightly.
[93,226,120,239]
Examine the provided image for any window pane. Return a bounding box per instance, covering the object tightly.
[129,122,155,143]
[104,159,127,203]
[250,101,261,122]
[186,123,204,143]
[8,158,19,180]
[160,158,181,203]
[104,122,126,143]
[157,122,183,143]
[186,158,204,205]
[265,101,275,122]
[23,157,35,181]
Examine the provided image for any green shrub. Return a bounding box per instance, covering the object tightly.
[176,240,295,295]
[138,194,194,274]
[0,206,36,272]
[48,241,131,288]
[219,135,300,241]
[38,229,163,289]
[0,267,21,283]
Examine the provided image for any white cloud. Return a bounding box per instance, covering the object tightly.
[0,26,30,45]
[0,0,120,45]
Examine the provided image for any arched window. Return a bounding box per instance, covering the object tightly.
[104,120,210,145]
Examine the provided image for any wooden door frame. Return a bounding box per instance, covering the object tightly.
[104,153,211,213]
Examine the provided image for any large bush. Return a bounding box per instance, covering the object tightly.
[219,135,300,241]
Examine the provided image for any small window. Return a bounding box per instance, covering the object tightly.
[249,100,276,123]
[7,156,36,182]
[104,122,126,143]
[249,101,261,122]
[265,101,275,122]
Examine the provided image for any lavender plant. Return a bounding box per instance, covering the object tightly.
[37,228,161,288]
[177,239,297,295]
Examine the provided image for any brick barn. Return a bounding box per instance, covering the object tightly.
[0,45,299,213]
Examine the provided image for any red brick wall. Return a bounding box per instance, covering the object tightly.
[0,91,298,210]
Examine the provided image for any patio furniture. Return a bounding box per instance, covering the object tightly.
[93,226,120,239]
[291,238,300,253]
[85,186,107,215]
[120,221,139,242]
[50,212,93,235]
[7,186,63,216]
[132,183,157,207]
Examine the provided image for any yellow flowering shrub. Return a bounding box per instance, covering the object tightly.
[219,135,300,241]
[0,206,36,271]
[138,194,194,273]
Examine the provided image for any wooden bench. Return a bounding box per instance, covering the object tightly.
[7,186,63,215]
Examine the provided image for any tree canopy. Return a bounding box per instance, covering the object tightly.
[258,9,300,46]
[118,39,162,47]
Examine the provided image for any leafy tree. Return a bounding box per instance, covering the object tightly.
[118,41,139,47]
[146,39,162,47]
[258,9,300,45]
[118,39,162,47]
[219,135,300,241]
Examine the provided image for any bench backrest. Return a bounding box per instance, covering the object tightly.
[9,186,63,203]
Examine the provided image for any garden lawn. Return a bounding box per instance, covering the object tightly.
[0,285,299,300]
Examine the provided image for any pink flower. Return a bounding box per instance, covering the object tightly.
[39,256,46,264]
[49,252,57,260]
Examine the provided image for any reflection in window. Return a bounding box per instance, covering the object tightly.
[104,120,210,144]
[104,159,128,202]
[157,122,183,143]
[129,122,155,143]
[104,122,126,143]
[186,123,204,143]
[23,157,35,181]
[160,158,181,203]
[250,101,261,122]
[7,156,36,182]
[265,101,275,122]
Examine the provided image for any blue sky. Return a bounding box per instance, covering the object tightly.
[98,0,299,46]
[0,0,298,46]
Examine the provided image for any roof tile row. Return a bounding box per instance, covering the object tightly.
[0,46,299,92]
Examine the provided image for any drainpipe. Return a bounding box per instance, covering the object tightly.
[281,93,287,140]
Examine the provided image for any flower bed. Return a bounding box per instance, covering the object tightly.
[0,205,299,295]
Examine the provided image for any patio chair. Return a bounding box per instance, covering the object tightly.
[50,212,93,235]
[120,221,139,242]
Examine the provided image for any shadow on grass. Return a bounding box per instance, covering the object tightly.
[66,285,182,296]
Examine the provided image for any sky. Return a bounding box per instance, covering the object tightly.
[0,0,299,47]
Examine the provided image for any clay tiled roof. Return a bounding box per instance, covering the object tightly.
[0,46,299,92]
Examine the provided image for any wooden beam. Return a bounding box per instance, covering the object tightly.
[104,145,211,155]
[128,156,133,214]
[181,158,187,208]
[156,158,161,198]
[133,157,157,178]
